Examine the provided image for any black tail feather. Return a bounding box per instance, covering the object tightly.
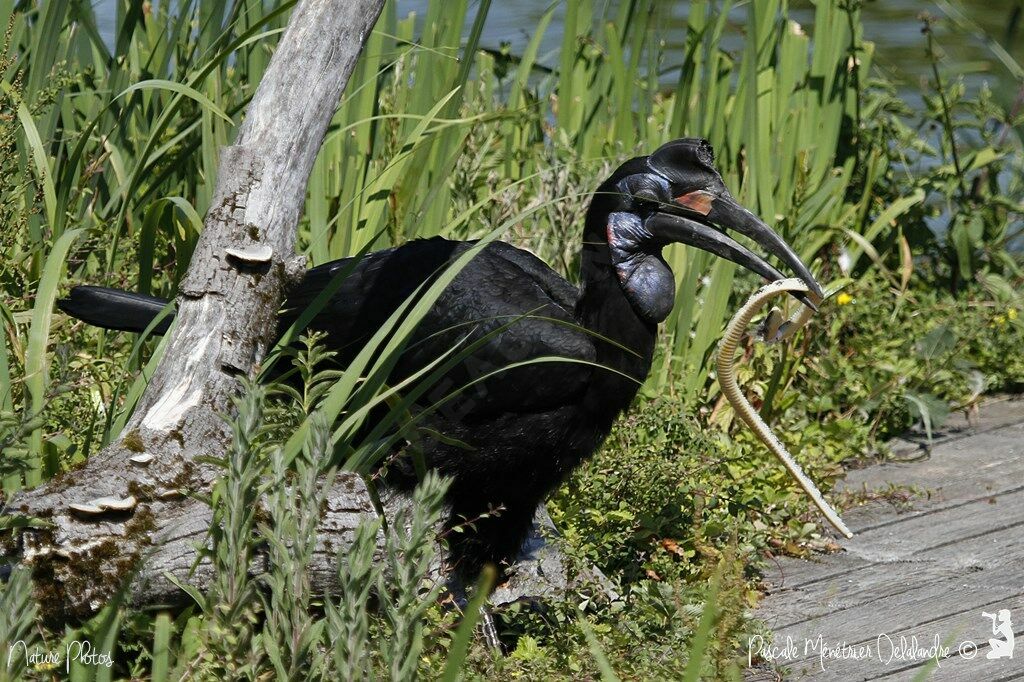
[57,286,174,335]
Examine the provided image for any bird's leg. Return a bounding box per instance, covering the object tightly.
[442,496,541,653]
[479,605,503,652]
[443,573,504,652]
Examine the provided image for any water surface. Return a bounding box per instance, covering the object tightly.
[90,1,1024,99]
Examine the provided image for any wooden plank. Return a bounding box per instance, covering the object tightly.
[839,486,1024,558]
[878,625,1024,681]
[762,553,872,592]
[762,486,1024,597]
[762,494,1024,631]
[761,422,1024,596]
[762,519,1024,629]
[842,423,1024,513]
[771,569,1023,660]
[880,657,1024,681]
[752,402,1024,680]
[886,395,1024,457]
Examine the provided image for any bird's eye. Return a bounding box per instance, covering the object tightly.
[623,174,669,211]
[632,189,660,207]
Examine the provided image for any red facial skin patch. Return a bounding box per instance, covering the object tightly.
[674,190,715,215]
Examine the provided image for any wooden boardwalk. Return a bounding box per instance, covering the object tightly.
[752,396,1024,681]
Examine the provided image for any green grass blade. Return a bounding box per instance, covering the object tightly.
[23,228,83,486]
[2,84,58,235]
[150,612,172,682]
[116,78,234,124]
[439,565,496,682]
[578,612,620,682]
[682,573,720,682]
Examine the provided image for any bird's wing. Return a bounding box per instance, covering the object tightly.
[483,241,579,312]
[280,238,595,417]
[401,242,593,417]
[278,238,463,360]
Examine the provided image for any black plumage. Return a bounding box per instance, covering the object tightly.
[59,138,821,580]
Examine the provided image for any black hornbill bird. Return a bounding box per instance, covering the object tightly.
[59,138,821,581]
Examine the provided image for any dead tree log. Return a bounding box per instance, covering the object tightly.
[8,0,386,621]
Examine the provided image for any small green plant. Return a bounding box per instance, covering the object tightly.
[190,384,269,678]
[0,568,39,682]
[258,411,335,681]
[324,518,380,681]
[378,472,450,681]
[136,340,461,681]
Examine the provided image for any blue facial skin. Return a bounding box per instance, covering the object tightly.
[589,138,820,322]
[606,210,676,324]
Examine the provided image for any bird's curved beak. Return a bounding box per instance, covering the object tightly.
[647,189,823,306]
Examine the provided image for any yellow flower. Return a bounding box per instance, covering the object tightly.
[993,314,1007,326]
[1008,308,1018,321]
[836,292,854,306]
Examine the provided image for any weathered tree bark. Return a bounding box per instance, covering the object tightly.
[8,0,387,620]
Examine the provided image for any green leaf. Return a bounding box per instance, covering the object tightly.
[150,613,172,682]
[904,392,951,442]
[965,146,1003,172]
[914,325,956,361]
[849,189,926,271]
[163,573,206,611]
[0,514,53,530]
[24,228,83,486]
[1,83,58,232]
[950,220,971,281]
[440,566,496,682]
[577,609,620,682]
[683,571,719,682]
[116,79,234,124]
